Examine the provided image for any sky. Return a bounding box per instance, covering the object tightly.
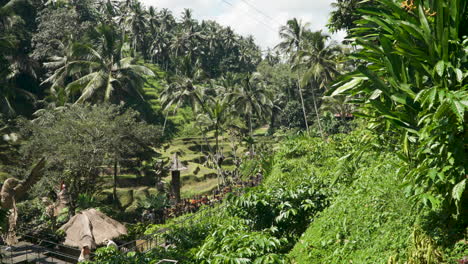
[139,0,346,50]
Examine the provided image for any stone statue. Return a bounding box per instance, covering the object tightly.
[0,158,46,245]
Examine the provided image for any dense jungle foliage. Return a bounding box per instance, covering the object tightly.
[0,0,467,263]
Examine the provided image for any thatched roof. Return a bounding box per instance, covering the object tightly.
[59,209,127,249]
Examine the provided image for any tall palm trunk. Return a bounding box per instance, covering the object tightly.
[162,110,169,135]
[296,75,309,135]
[215,122,221,188]
[249,114,254,157]
[215,122,219,156]
[310,83,324,138]
[268,108,277,135]
[113,159,118,204]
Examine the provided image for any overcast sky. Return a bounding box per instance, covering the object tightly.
[139,0,346,50]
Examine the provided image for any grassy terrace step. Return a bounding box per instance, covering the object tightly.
[100,127,273,202]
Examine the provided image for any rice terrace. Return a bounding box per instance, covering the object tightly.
[0,0,466,263]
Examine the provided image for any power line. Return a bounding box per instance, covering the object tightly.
[220,0,278,34]
[239,0,282,26]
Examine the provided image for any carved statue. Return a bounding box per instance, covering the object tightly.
[0,158,46,245]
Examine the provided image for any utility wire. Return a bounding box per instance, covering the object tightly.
[239,0,283,27]
[220,0,278,33]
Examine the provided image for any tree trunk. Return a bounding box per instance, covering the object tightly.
[297,75,309,135]
[215,123,219,156]
[162,111,169,135]
[215,123,222,187]
[268,110,276,135]
[113,159,118,204]
[249,115,254,157]
[310,83,324,138]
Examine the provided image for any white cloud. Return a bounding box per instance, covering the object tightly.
[140,0,343,49]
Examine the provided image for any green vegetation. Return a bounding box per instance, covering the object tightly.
[0,0,466,263]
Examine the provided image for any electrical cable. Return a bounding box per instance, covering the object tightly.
[219,0,278,33]
[239,0,282,26]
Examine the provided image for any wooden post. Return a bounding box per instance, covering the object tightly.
[171,170,181,204]
[169,154,186,204]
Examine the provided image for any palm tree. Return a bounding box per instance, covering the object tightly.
[300,31,340,89]
[320,95,353,121]
[41,39,78,104]
[0,0,37,116]
[197,89,234,186]
[297,31,341,137]
[276,18,309,60]
[158,8,176,32]
[201,94,231,158]
[62,24,154,103]
[268,90,286,135]
[232,72,273,155]
[160,56,205,133]
[327,0,362,33]
[123,0,148,57]
[97,0,119,24]
[276,18,311,134]
[180,8,196,31]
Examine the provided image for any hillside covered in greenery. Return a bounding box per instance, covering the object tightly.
[0,0,467,263]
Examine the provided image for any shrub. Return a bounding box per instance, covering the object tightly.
[195,219,288,264]
[226,183,327,248]
[289,153,417,263]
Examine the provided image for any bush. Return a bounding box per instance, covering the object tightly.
[289,153,417,263]
[195,220,288,264]
[226,183,327,249]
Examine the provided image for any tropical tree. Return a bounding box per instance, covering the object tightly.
[41,39,78,104]
[197,89,233,185]
[297,31,341,137]
[0,0,38,116]
[276,18,309,59]
[160,56,205,133]
[21,104,160,214]
[276,18,311,134]
[320,95,353,121]
[232,73,273,155]
[123,0,148,57]
[332,0,468,215]
[327,0,363,33]
[61,24,154,103]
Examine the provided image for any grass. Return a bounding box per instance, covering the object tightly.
[98,126,275,204]
[100,186,159,212]
[288,153,415,264]
[181,177,219,198]
[159,128,274,197]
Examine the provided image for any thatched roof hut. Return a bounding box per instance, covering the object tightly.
[60,209,127,249]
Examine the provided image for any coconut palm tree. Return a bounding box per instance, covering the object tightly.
[276,18,311,134]
[160,56,205,133]
[123,0,148,57]
[327,0,362,33]
[276,18,309,60]
[197,85,234,187]
[200,93,232,159]
[63,24,154,103]
[0,0,38,116]
[232,72,273,155]
[41,39,80,104]
[320,95,353,121]
[297,31,341,137]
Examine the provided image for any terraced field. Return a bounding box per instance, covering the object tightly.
[100,126,273,212]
